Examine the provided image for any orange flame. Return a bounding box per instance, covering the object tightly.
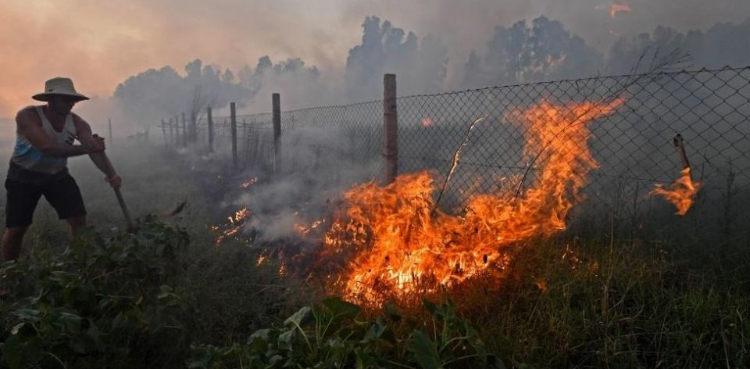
[240,177,258,189]
[421,117,434,128]
[650,167,701,215]
[609,3,632,19]
[319,99,625,305]
[213,207,251,246]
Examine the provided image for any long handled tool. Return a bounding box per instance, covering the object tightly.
[91,135,136,232]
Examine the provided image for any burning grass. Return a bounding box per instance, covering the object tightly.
[313,99,626,305]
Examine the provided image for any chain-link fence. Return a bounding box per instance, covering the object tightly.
[162,66,750,251]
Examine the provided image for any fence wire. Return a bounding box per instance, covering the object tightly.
[163,67,750,251]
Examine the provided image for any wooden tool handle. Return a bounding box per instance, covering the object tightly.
[114,187,135,231]
[90,139,136,231]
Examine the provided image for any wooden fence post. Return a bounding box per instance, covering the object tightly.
[230,102,238,170]
[161,119,167,147]
[383,74,398,184]
[190,111,197,143]
[207,107,214,153]
[108,119,113,147]
[272,93,281,174]
[181,113,187,147]
[171,117,176,146]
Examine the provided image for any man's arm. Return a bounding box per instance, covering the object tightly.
[73,114,122,189]
[16,108,98,157]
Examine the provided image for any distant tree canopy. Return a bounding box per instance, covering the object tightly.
[345,16,449,102]
[114,56,321,123]
[462,16,602,88]
[114,60,245,124]
[605,19,750,74]
[114,16,750,122]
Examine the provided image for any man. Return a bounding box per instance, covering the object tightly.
[2,77,122,265]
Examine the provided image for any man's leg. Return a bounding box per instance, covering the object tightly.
[43,174,87,240]
[66,215,87,240]
[3,178,40,263]
[2,226,29,262]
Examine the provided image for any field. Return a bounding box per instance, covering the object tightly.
[0,138,747,369]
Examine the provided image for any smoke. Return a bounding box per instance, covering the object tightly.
[605,19,750,74]
[238,56,341,113]
[224,121,382,243]
[340,0,750,84]
[113,60,247,127]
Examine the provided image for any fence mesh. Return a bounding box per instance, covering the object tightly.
[162,67,750,251]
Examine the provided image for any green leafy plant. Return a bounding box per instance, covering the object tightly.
[0,222,192,369]
[189,296,505,369]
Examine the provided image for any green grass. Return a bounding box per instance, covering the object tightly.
[462,238,750,368]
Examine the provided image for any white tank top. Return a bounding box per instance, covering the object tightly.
[10,106,76,174]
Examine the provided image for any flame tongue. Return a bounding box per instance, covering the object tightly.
[321,99,625,305]
[651,167,701,215]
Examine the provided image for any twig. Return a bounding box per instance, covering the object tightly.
[433,115,487,211]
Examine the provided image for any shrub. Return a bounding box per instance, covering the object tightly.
[189,296,506,369]
[0,222,192,369]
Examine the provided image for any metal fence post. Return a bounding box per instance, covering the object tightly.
[273,93,281,174]
[230,102,238,170]
[207,107,214,153]
[383,74,398,184]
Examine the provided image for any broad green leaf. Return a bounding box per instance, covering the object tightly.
[249,328,272,352]
[323,296,360,320]
[409,330,442,369]
[278,329,297,350]
[284,306,313,328]
[14,309,41,323]
[10,323,24,335]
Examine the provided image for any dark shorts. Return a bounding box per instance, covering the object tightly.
[5,174,87,228]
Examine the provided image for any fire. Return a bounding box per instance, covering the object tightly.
[240,177,258,189]
[294,219,326,236]
[609,3,632,19]
[213,207,251,246]
[319,99,625,305]
[421,117,434,128]
[650,167,701,215]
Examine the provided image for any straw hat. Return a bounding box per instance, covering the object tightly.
[32,77,89,102]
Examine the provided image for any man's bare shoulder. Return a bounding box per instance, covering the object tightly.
[71,113,91,131]
[15,106,42,125]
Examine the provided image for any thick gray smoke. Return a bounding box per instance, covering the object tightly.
[108,14,750,125]
[237,56,337,113]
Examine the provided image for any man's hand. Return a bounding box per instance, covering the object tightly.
[90,134,106,153]
[105,175,122,189]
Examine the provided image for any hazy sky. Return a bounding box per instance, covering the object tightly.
[1,0,748,118]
